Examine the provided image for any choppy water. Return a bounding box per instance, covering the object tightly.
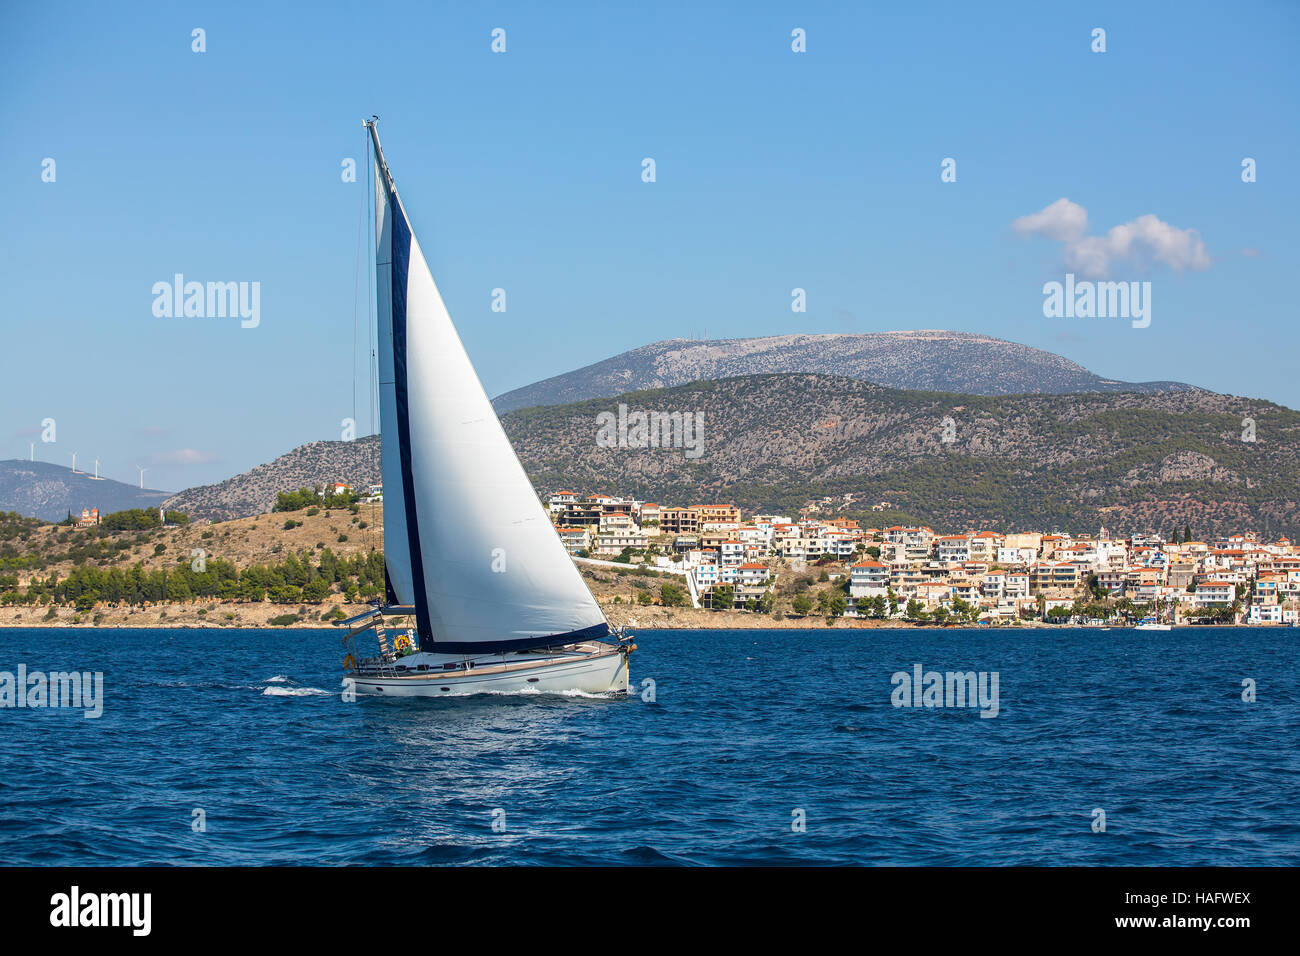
[1,626,1296,865]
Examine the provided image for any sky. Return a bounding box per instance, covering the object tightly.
[2,0,1297,492]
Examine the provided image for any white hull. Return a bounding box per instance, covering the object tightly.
[349,642,629,698]
[1134,623,1172,631]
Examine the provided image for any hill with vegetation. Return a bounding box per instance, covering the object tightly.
[163,437,381,521]
[502,374,1300,538]
[0,501,386,628]
[149,373,1299,539]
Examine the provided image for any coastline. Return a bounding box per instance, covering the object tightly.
[0,600,1251,630]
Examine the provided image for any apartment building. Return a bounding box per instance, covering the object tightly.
[849,560,889,600]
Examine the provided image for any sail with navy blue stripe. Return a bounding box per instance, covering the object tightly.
[368,125,610,653]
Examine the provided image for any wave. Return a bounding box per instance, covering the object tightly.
[476,686,620,699]
[262,686,333,697]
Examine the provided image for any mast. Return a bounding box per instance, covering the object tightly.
[365,118,396,198]
[366,115,433,640]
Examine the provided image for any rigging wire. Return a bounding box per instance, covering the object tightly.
[351,146,363,439]
[365,128,381,571]
[352,127,374,575]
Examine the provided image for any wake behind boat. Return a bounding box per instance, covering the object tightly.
[337,120,633,697]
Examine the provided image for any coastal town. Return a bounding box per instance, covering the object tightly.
[546,490,1300,626]
[3,481,1298,628]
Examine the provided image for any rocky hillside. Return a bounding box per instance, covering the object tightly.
[163,437,381,521]
[0,460,171,522]
[503,375,1300,537]
[159,375,1300,538]
[491,331,1196,412]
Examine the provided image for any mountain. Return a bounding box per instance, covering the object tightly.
[0,460,171,522]
[160,375,1300,537]
[491,331,1197,412]
[501,374,1300,537]
[163,437,381,522]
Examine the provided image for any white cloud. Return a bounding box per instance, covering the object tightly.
[148,448,218,466]
[1011,198,1088,242]
[1013,199,1210,278]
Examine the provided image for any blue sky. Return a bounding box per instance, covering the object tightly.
[2,1,1297,492]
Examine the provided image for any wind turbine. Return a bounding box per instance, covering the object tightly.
[93,458,100,479]
[71,452,77,473]
[135,465,147,489]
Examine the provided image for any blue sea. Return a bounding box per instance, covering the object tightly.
[1,626,1296,866]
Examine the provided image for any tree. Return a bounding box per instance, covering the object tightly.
[951,598,980,624]
[792,594,813,616]
[711,584,735,610]
[827,593,847,617]
[100,508,165,531]
[660,582,687,607]
[269,583,301,604]
[302,578,331,603]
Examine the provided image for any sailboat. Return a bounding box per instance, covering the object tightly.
[337,120,634,697]
[1134,597,1172,630]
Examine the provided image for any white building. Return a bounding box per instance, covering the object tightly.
[849,561,889,600]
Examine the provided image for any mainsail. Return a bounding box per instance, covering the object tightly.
[367,122,610,653]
